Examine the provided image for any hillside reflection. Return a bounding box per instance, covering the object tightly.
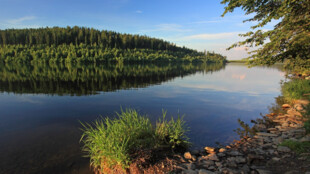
[0,62,225,95]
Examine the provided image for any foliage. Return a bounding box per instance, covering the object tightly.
[80,109,190,172]
[281,79,310,101]
[234,118,256,139]
[280,140,310,154]
[0,44,226,64]
[0,27,227,64]
[221,0,310,73]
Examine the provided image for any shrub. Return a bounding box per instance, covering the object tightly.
[282,79,310,101]
[80,109,190,173]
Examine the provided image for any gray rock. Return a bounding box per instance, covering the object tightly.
[227,161,237,168]
[299,135,310,142]
[256,132,278,137]
[184,163,196,170]
[235,156,246,164]
[198,169,215,174]
[207,154,219,161]
[217,152,226,157]
[271,157,280,161]
[240,165,250,174]
[284,171,299,174]
[273,137,284,145]
[256,169,272,174]
[227,150,243,156]
[182,169,197,174]
[203,160,215,167]
[215,162,222,167]
[277,146,291,152]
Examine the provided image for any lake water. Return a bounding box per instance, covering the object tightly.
[0,62,285,173]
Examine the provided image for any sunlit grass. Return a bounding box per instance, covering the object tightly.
[80,109,190,173]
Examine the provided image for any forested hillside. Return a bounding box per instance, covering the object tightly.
[0,26,226,64]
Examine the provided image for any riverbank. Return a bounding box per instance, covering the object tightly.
[175,99,310,174]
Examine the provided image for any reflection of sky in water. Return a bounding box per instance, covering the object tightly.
[0,64,285,150]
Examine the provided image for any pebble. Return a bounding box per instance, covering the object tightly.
[198,169,215,174]
[175,98,309,174]
[277,146,291,153]
[184,152,192,160]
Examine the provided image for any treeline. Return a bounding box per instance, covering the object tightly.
[0,26,194,52]
[0,26,227,63]
[0,62,225,95]
[0,44,226,64]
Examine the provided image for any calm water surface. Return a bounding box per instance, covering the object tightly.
[0,63,285,173]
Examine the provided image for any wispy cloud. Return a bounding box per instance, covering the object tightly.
[141,23,191,33]
[7,16,37,24]
[183,32,240,40]
[135,10,143,14]
[192,20,221,24]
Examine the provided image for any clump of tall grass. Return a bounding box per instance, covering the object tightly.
[80,109,189,173]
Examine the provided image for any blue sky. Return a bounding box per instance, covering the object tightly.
[0,0,275,60]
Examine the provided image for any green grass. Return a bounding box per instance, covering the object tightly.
[282,79,310,101]
[80,109,190,173]
[280,140,310,154]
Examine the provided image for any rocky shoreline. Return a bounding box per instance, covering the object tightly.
[175,99,310,174]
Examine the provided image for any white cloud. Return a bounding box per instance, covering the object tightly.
[7,16,37,24]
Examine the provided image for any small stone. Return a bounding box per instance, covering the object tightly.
[198,169,215,174]
[205,146,215,153]
[256,132,278,137]
[181,169,197,174]
[207,153,219,161]
[187,163,196,170]
[208,166,215,170]
[256,169,272,174]
[227,150,243,156]
[277,146,291,153]
[203,160,215,167]
[227,161,237,168]
[219,148,226,153]
[240,165,250,173]
[273,137,284,145]
[272,157,280,161]
[282,104,291,108]
[235,156,246,164]
[217,152,226,157]
[299,135,310,142]
[215,162,222,167]
[184,152,192,160]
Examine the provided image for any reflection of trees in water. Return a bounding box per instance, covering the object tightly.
[0,62,225,95]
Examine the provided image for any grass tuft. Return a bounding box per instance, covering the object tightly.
[280,140,310,154]
[80,109,190,173]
